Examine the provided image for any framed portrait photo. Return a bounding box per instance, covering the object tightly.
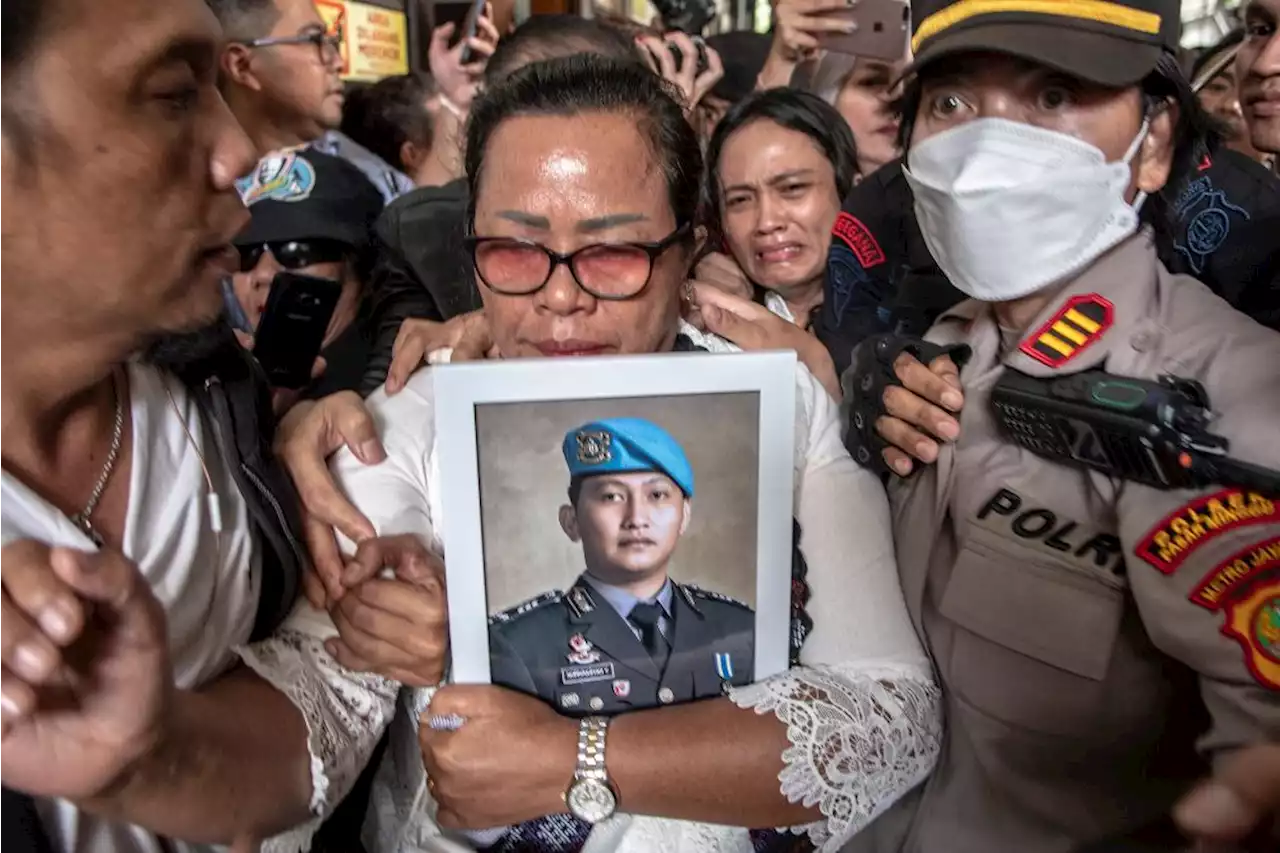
[435,351,797,716]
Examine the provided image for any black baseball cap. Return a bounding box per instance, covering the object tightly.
[233,148,384,249]
[906,0,1182,87]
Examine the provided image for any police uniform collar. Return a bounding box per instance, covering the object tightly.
[676,581,704,616]
[565,578,597,620]
[1003,230,1160,378]
[581,573,674,621]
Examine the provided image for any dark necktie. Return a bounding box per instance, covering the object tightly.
[628,601,671,671]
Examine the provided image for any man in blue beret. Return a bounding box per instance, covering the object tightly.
[489,417,755,716]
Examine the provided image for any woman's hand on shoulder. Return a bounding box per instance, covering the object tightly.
[275,393,383,606]
[386,311,495,393]
[694,251,753,301]
[690,282,840,398]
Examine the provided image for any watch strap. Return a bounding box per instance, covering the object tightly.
[576,715,610,782]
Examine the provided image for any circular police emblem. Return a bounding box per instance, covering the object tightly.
[1185,208,1231,258]
[1252,595,1280,664]
[576,431,612,465]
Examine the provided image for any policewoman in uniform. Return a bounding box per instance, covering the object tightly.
[489,418,754,716]
[844,1,1280,852]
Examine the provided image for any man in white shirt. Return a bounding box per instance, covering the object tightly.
[0,0,328,849]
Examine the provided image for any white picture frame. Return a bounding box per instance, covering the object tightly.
[435,350,797,698]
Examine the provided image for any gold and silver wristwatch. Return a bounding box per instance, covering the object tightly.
[563,716,618,823]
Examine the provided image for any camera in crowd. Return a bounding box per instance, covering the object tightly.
[650,0,716,34]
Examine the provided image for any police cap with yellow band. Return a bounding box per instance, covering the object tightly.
[563,418,695,498]
[907,0,1182,87]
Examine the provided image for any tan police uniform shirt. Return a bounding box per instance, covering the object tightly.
[851,231,1280,853]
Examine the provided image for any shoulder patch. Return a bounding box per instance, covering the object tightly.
[489,590,563,625]
[1189,537,1280,610]
[1173,174,1251,275]
[1220,571,1280,690]
[680,583,752,611]
[1136,490,1279,574]
[831,212,886,270]
[1019,293,1113,368]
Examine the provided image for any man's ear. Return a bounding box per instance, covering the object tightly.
[1135,100,1179,196]
[678,499,692,536]
[222,43,263,92]
[400,140,426,176]
[559,504,581,542]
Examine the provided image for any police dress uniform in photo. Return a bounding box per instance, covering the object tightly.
[488,418,754,716]
[843,2,1280,852]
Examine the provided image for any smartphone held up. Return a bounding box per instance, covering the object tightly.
[816,0,910,61]
[251,271,341,390]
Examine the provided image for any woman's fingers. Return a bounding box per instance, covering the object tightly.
[388,320,436,394]
[304,515,347,603]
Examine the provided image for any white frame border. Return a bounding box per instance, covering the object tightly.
[435,350,797,685]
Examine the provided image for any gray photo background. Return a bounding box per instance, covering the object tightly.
[476,392,760,615]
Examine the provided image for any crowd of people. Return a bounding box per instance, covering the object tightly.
[2,0,1279,852]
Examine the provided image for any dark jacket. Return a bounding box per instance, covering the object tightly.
[359,180,477,396]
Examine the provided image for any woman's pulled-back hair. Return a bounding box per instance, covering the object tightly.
[703,87,859,241]
[464,54,704,235]
[482,14,645,86]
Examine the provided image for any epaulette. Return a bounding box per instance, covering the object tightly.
[679,583,752,612]
[488,590,563,625]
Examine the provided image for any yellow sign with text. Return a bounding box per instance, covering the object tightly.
[313,0,408,83]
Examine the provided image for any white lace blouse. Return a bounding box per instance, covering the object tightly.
[241,324,941,853]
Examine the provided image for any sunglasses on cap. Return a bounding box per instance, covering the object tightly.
[238,239,350,273]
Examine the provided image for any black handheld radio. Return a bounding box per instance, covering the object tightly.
[991,369,1280,494]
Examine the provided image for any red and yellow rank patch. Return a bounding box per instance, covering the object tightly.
[1136,490,1279,573]
[1019,294,1113,368]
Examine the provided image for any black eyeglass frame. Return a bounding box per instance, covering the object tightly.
[239,28,343,64]
[463,223,693,301]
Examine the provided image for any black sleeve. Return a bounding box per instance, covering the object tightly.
[358,231,443,397]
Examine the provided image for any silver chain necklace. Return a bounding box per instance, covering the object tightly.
[70,372,125,547]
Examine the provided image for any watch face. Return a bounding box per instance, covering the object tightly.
[566,777,617,823]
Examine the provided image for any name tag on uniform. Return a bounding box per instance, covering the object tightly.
[560,662,616,686]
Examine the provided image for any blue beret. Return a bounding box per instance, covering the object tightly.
[562,417,694,497]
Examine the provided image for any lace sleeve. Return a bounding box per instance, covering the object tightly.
[237,605,402,853]
[730,662,941,852]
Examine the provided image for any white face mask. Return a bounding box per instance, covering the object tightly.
[904,117,1151,303]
